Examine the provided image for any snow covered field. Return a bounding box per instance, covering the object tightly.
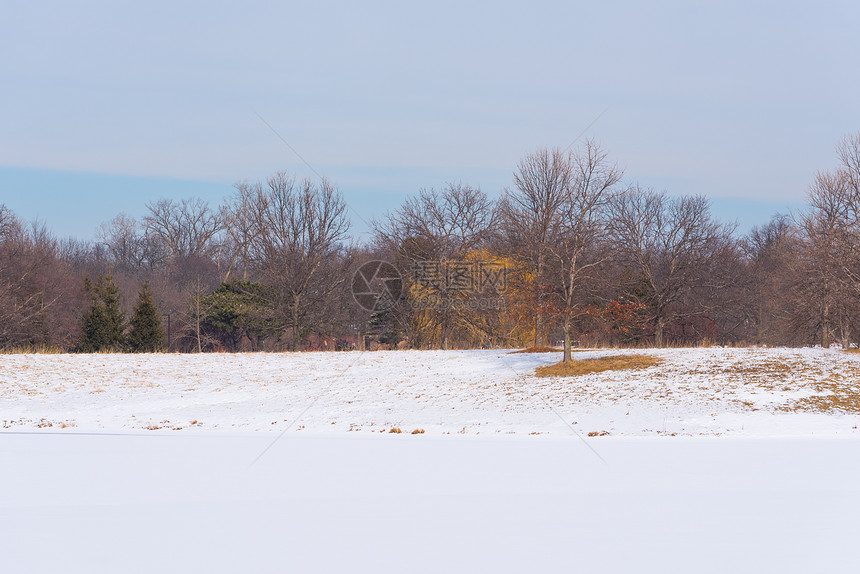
[3,434,860,573]
[2,347,860,436]
[3,348,860,572]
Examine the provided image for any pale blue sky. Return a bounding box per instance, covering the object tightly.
[1,0,857,239]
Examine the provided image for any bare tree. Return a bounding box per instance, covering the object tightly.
[98,213,165,273]
[794,141,860,348]
[787,134,860,347]
[832,133,860,308]
[740,215,800,344]
[837,132,860,193]
[375,183,495,260]
[0,206,74,348]
[544,141,622,361]
[0,204,19,241]
[144,198,223,261]
[245,172,350,351]
[497,148,572,346]
[609,188,735,347]
[373,183,495,349]
[796,170,855,346]
[221,181,260,282]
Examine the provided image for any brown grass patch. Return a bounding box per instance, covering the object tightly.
[388,427,402,434]
[713,359,795,377]
[411,428,425,434]
[511,346,560,354]
[535,354,661,377]
[843,348,860,354]
[784,394,860,413]
[0,344,66,354]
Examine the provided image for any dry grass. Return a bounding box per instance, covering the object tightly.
[510,346,560,354]
[843,348,860,354]
[784,394,860,413]
[535,354,661,377]
[711,359,796,379]
[388,427,402,434]
[0,344,66,354]
[411,428,425,434]
[691,355,860,414]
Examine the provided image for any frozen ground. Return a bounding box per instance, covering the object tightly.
[3,348,860,572]
[2,347,860,436]
[2,433,859,573]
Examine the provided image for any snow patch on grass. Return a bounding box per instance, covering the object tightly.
[2,347,860,436]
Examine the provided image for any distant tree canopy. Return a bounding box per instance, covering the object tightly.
[6,134,860,352]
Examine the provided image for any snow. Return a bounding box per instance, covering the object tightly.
[2,347,860,436]
[2,433,859,573]
[3,347,860,572]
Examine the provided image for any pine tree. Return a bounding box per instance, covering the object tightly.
[100,274,125,347]
[127,282,165,352]
[76,274,126,352]
[198,280,276,351]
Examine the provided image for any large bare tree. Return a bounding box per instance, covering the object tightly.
[545,141,622,361]
[98,213,164,273]
[144,198,223,261]
[221,181,260,282]
[0,206,74,348]
[375,183,495,259]
[740,215,800,345]
[244,172,350,351]
[497,147,573,346]
[797,170,855,346]
[609,188,735,347]
[787,133,860,348]
[373,183,495,349]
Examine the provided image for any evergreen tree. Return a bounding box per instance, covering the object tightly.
[199,280,276,351]
[127,282,165,352]
[76,274,125,352]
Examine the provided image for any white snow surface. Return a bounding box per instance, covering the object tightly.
[3,434,860,573]
[3,348,860,572]
[2,346,860,436]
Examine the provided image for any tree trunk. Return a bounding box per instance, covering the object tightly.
[838,318,850,349]
[563,319,572,362]
[195,307,202,353]
[534,252,545,347]
[195,278,203,353]
[654,317,665,348]
[441,308,449,350]
[292,294,301,352]
[756,293,764,345]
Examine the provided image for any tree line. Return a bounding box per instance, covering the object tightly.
[2,133,860,353]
